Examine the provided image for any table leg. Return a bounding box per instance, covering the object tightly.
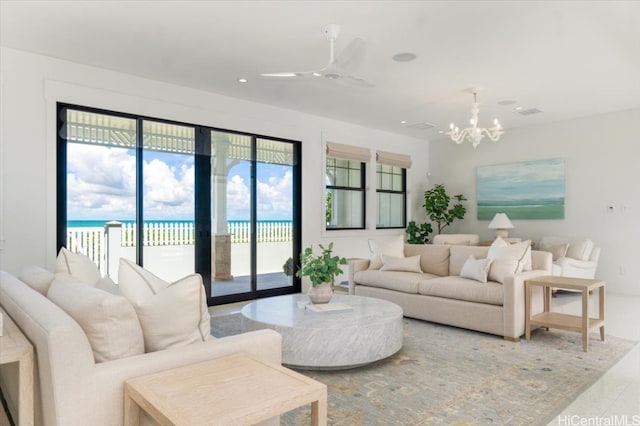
[311,393,328,426]
[544,285,551,313]
[599,285,606,342]
[582,289,589,352]
[18,351,34,426]
[525,283,531,340]
[123,393,140,426]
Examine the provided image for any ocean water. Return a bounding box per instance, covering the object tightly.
[67,219,292,228]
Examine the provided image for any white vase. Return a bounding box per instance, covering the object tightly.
[308,282,333,304]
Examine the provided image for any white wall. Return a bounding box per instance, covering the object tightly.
[430,109,640,296]
[0,47,428,282]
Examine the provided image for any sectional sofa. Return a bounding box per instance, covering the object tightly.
[348,240,552,341]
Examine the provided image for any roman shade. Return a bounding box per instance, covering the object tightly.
[376,150,412,168]
[326,142,371,162]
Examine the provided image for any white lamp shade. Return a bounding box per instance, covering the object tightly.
[488,213,514,230]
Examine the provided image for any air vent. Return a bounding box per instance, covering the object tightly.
[404,122,435,130]
[516,108,543,116]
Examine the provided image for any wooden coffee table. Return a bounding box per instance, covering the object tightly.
[124,352,327,426]
[525,275,605,352]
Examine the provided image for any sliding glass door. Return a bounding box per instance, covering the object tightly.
[58,104,300,306]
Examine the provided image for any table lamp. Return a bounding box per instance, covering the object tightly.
[488,213,514,238]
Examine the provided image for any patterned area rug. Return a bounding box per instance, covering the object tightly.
[212,314,637,426]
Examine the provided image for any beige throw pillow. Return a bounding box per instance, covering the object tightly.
[47,279,144,362]
[18,265,56,295]
[487,238,532,283]
[118,258,211,352]
[368,235,405,270]
[54,247,101,285]
[380,255,423,273]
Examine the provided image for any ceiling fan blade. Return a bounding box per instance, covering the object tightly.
[332,37,366,71]
[342,74,375,88]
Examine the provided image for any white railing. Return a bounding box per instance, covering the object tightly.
[66,221,293,274]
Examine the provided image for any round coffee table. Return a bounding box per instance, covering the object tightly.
[241,294,403,370]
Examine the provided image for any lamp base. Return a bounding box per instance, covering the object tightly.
[494,229,509,239]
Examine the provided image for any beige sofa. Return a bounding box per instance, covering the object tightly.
[348,244,551,341]
[0,269,282,426]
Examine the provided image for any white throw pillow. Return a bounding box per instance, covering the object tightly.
[380,255,423,273]
[487,238,532,283]
[18,265,56,295]
[368,235,405,270]
[118,258,211,352]
[566,239,594,261]
[459,256,493,283]
[54,247,101,285]
[47,280,144,362]
[546,243,570,261]
[95,275,122,296]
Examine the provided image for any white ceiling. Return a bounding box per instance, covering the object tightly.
[2,1,639,140]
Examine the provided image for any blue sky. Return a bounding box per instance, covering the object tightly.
[67,145,293,221]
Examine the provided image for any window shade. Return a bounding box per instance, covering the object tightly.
[376,150,412,168]
[326,142,371,162]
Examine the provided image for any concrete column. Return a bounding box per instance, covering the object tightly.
[213,234,233,280]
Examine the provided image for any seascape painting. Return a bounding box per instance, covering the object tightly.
[476,158,565,220]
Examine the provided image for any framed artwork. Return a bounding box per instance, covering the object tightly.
[476,158,565,220]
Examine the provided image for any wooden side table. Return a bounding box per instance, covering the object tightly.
[0,307,34,426]
[525,276,605,352]
[124,352,327,426]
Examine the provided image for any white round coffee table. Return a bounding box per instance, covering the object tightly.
[240,294,403,370]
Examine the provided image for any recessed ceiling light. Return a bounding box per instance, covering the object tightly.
[400,120,407,124]
[392,52,417,62]
[312,72,322,77]
[438,130,444,134]
[238,78,248,83]
[514,106,524,111]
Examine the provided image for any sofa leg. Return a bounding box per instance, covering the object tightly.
[504,336,519,342]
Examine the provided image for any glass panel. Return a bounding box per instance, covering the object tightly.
[392,172,403,191]
[142,120,195,282]
[65,110,137,279]
[326,189,363,228]
[256,139,294,291]
[211,131,253,297]
[377,193,404,227]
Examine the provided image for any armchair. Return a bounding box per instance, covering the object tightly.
[539,236,600,279]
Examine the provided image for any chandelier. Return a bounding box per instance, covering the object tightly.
[446,91,504,148]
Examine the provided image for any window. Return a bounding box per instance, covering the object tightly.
[376,150,411,229]
[325,158,366,229]
[324,142,370,230]
[376,164,406,228]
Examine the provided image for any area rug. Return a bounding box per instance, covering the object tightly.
[211,314,637,426]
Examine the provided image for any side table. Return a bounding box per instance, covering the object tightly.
[525,275,605,352]
[0,307,34,426]
[124,352,327,426]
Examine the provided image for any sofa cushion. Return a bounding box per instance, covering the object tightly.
[418,276,504,306]
[47,279,144,362]
[18,265,56,295]
[354,270,438,294]
[541,243,569,261]
[118,258,211,352]
[404,244,450,276]
[54,247,102,285]
[380,255,422,273]
[566,239,594,261]
[368,235,405,270]
[448,246,490,276]
[459,256,493,284]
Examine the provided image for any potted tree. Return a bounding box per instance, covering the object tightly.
[296,242,347,304]
[405,220,433,244]
[423,184,467,234]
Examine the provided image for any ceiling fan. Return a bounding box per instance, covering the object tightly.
[260,24,374,87]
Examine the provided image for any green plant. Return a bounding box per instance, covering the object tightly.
[296,242,347,287]
[405,221,433,244]
[423,184,467,234]
[282,257,294,276]
[325,191,333,225]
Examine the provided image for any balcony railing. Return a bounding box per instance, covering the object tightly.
[66,220,293,275]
